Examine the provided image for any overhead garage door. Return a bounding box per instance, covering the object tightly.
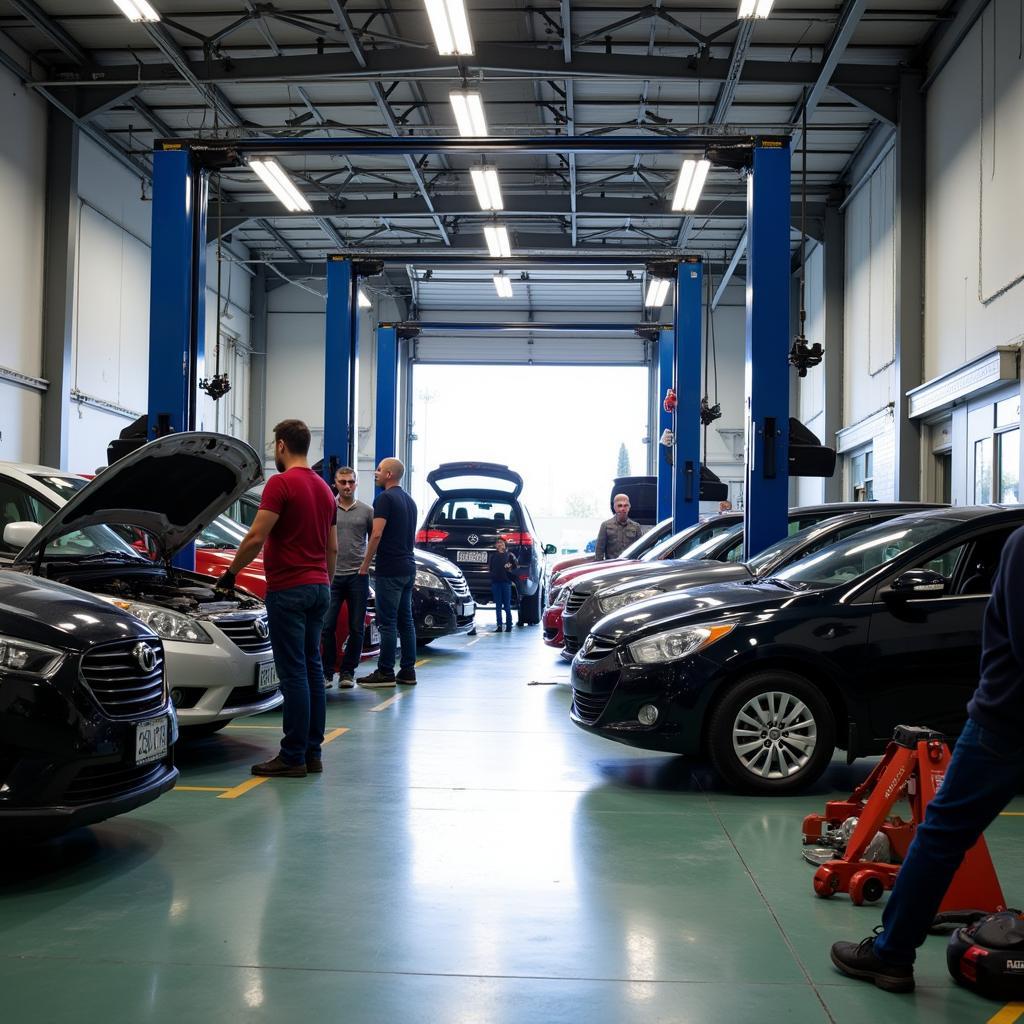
[412,332,648,365]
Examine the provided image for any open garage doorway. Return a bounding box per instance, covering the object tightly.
[408,363,649,556]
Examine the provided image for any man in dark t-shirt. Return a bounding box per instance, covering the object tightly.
[357,457,418,688]
[217,419,337,777]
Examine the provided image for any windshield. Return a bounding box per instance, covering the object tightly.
[643,519,731,561]
[679,521,744,562]
[42,523,148,562]
[620,521,667,559]
[772,517,954,589]
[432,498,520,526]
[31,473,89,500]
[197,515,248,549]
[747,530,813,575]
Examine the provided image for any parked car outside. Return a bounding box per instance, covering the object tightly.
[415,462,552,625]
[0,570,178,840]
[0,436,283,737]
[569,506,1024,794]
[561,503,942,655]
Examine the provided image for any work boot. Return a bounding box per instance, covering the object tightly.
[358,669,397,689]
[251,755,307,778]
[830,934,915,993]
[396,667,417,685]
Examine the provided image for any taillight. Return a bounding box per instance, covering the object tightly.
[498,530,533,546]
[416,529,449,543]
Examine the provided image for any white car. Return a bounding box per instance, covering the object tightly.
[0,435,283,735]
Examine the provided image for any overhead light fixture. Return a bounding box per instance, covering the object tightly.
[492,273,513,298]
[738,0,775,18]
[470,166,504,211]
[112,0,161,21]
[671,158,711,212]
[483,224,512,258]
[248,158,312,213]
[449,91,488,137]
[644,277,671,308]
[424,0,473,55]
[357,289,372,309]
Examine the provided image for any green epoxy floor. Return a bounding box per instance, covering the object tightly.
[3,627,1021,1023]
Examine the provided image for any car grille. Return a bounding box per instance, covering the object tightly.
[80,641,166,719]
[579,635,618,660]
[213,614,272,654]
[572,689,611,725]
[446,575,471,599]
[65,762,168,805]
[565,591,587,614]
[563,636,581,655]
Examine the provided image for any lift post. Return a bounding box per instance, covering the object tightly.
[324,256,357,482]
[374,323,399,474]
[656,328,673,522]
[673,259,702,533]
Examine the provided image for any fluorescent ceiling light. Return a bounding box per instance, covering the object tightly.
[470,166,504,211]
[449,91,488,137]
[671,158,711,212]
[493,274,513,298]
[738,0,775,17]
[113,0,161,20]
[357,289,372,309]
[424,0,473,55]
[644,277,671,308]
[483,224,512,258]
[248,158,312,213]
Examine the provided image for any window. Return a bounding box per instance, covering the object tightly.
[998,428,1020,504]
[975,438,993,503]
[850,449,873,502]
[434,499,519,525]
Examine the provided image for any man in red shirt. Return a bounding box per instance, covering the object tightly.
[217,419,337,777]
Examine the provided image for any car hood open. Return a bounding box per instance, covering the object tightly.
[14,432,263,564]
[427,462,523,499]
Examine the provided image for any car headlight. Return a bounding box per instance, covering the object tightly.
[103,600,212,643]
[627,623,735,666]
[599,586,661,614]
[415,569,445,590]
[0,634,66,678]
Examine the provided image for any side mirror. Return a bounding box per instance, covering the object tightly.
[890,568,947,597]
[3,521,41,549]
[543,543,557,555]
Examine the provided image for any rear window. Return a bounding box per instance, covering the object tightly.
[432,499,521,526]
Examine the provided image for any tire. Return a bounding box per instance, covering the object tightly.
[179,720,231,740]
[707,670,835,794]
[519,587,542,625]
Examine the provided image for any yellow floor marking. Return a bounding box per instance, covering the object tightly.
[218,777,269,799]
[415,657,431,667]
[368,693,404,712]
[174,785,230,793]
[988,1004,1024,1024]
[322,727,349,745]
[1000,812,1024,817]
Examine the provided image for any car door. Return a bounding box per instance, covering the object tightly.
[862,526,1017,742]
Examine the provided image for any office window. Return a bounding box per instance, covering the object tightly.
[850,449,873,502]
[975,437,993,504]
[998,428,1019,504]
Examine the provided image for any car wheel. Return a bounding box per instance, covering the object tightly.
[179,720,231,739]
[519,588,541,625]
[707,670,835,794]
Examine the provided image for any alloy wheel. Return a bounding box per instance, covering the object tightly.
[731,689,818,779]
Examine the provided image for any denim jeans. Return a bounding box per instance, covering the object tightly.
[874,717,1024,965]
[265,583,330,766]
[321,573,370,677]
[491,581,513,627]
[374,573,416,673]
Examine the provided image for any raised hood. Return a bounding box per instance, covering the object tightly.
[15,432,263,564]
[427,462,523,499]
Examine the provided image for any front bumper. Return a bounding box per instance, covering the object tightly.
[414,589,476,639]
[568,642,720,755]
[542,605,565,647]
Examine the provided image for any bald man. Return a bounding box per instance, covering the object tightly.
[595,493,643,560]
[357,457,419,688]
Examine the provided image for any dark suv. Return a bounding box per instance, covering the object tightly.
[416,462,551,625]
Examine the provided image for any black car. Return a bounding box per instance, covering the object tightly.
[569,506,1024,794]
[0,571,178,840]
[416,462,552,625]
[559,502,939,656]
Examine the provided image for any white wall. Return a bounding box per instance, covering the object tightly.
[925,0,1024,381]
[0,64,46,462]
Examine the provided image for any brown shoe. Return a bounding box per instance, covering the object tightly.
[306,756,323,774]
[251,755,307,778]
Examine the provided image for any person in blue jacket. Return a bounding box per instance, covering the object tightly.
[488,537,518,633]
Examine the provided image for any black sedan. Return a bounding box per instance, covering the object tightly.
[0,571,178,839]
[570,506,1024,794]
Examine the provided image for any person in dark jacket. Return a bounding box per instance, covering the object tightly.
[831,527,1024,994]
[488,538,518,632]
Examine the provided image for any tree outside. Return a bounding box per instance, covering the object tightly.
[616,442,631,477]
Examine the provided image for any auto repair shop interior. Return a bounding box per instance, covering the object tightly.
[2,1,1024,1022]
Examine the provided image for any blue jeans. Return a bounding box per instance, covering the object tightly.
[491,581,513,626]
[321,573,370,677]
[374,573,416,673]
[265,583,330,766]
[874,718,1024,965]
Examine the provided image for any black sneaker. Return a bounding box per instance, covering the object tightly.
[337,670,355,689]
[305,756,323,774]
[396,667,417,685]
[830,933,915,993]
[504,623,513,632]
[251,755,307,778]
[358,669,396,689]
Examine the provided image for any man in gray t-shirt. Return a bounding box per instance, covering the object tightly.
[320,466,374,688]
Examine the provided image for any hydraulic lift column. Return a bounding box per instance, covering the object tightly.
[673,258,703,533]
[374,323,399,476]
[656,327,674,522]
[324,256,357,483]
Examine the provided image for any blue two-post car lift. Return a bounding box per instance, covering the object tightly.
[146,134,791,566]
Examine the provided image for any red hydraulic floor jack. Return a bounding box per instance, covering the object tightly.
[803,725,1006,912]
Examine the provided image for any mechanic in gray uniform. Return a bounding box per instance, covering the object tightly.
[594,493,642,560]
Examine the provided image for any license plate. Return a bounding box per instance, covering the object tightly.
[135,717,168,766]
[257,660,279,693]
[462,600,475,616]
[456,550,488,563]
[370,625,381,645]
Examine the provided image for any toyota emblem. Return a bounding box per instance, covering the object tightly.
[133,642,157,672]
[255,618,270,639]
[468,534,479,545]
